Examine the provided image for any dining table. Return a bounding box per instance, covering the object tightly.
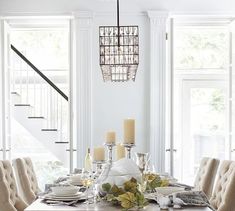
[25,199,212,211]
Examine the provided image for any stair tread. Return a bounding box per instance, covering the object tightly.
[41,129,58,131]
[55,141,69,144]
[28,116,45,119]
[15,104,31,106]
[11,92,20,95]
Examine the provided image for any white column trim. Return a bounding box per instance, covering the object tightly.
[73,12,93,168]
[148,11,169,173]
[0,21,5,160]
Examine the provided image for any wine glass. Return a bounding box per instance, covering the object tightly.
[81,168,94,204]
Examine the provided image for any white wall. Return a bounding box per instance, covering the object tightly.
[91,14,150,153]
[73,13,150,167]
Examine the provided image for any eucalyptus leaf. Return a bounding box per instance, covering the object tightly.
[102,183,111,193]
[117,192,136,210]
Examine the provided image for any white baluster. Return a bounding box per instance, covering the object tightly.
[50,87,52,128]
[60,97,63,142]
[20,59,23,98]
[46,85,49,128]
[34,71,36,116]
[26,65,29,104]
[40,78,42,117]
[12,53,16,92]
[56,93,58,129]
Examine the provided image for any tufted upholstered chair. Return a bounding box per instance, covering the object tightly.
[209,160,235,211]
[13,157,41,205]
[0,160,27,211]
[194,157,219,199]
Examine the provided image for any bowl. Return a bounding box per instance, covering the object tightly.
[51,185,79,196]
[70,174,82,182]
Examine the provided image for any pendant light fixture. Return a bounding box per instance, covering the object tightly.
[99,0,139,82]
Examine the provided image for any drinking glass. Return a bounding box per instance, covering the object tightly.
[81,168,94,204]
[135,152,150,173]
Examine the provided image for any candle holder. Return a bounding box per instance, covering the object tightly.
[104,143,116,163]
[93,161,106,177]
[123,143,135,159]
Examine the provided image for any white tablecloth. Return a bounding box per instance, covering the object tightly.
[25,199,212,211]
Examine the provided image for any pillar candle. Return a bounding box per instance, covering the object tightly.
[116,143,125,160]
[124,119,135,144]
[93,147,105,161]
[106,131,116,144]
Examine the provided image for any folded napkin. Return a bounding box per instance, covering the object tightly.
[169,182,194,191]
[42,199,81,207]
[99,158,141,186]
[145,190,213,210]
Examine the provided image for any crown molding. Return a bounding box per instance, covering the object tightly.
[94,11,147,17]
[73,11,94,19]
[0,12,72,19]
[169,11,235,17]
[147,11,169,19]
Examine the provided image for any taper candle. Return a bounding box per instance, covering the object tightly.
[124,119,135,144]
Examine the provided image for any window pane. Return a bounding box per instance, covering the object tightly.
[180,87,226,185]
[11,30,69,70]
[174,28,228,70]
[11,120,68,190]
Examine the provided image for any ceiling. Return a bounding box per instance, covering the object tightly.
[0,0,235,14]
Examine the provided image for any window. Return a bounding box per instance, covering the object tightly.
[170,23,229,184]
[175,27,228,71]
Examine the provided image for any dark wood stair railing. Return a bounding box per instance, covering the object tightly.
[11,44,68,101]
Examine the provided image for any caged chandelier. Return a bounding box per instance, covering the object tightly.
[99,0,139,82]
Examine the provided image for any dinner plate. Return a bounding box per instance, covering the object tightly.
[43,192,85,201]
[50,192,83,197]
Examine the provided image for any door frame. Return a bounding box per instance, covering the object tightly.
[0,17,75,172]
[0,20,11,160]
[166,17,232,177]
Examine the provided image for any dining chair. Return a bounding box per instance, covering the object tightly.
[0,160,27,211]
[13,157,41,205]
[194,157,219,199]
[209,160,235,211]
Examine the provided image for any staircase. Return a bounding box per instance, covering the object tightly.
[10,45,70,167]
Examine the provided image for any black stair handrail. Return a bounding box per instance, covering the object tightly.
[11,44,68,101]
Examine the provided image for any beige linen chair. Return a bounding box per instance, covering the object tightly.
[13,157,41,205]
[0,160,27,211]
[194,157,219,199]
[209,160,235,211]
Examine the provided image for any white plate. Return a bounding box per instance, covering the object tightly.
[43,193,85,201]
[50,192,83,198]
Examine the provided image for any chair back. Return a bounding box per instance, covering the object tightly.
[194,157,219,198]
[0,160,27,211]
[210,160,235,211]
[13,157,40,205]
